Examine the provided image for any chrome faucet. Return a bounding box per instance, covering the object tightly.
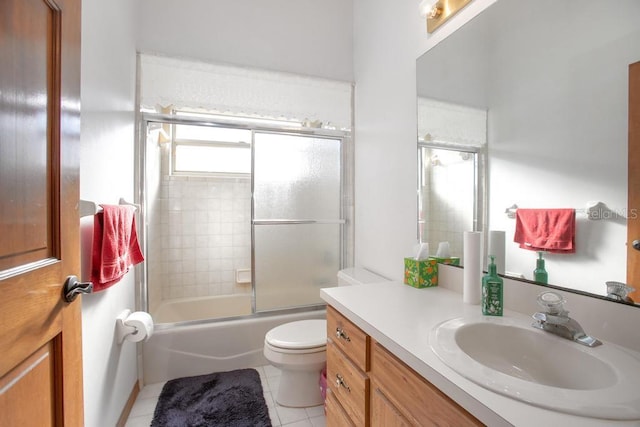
[531,291,602,347]
[606,281,635,304]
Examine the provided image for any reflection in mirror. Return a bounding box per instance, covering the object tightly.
[417,99,487,264]
[417,0,640,305]
[418,146,479,263]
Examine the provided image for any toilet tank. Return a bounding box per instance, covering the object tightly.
[337,268,390,286]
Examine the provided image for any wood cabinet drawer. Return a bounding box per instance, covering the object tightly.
[325,388,356,427]
[327,305,369,371]
[327,342,369,426]
[371,341,482,426]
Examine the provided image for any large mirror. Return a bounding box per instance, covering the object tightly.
[417,0,640,305]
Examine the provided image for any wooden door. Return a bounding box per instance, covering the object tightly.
[628,61,640,303]
[0,0,83,425]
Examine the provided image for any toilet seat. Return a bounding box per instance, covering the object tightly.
[264,340,325,355]
[265,319,326,351]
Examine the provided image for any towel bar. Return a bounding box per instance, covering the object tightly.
[79,198,139,217]
[505,202,613,220]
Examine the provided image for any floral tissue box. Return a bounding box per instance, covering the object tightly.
[403,257,438,288]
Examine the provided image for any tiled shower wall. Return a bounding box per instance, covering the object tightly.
[424,158,474,260]
[147,175,252,309]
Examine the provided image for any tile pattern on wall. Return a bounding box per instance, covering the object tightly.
[147,175,251,311]
[424,156,474,260]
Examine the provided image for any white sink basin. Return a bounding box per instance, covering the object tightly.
[429,316,640,420]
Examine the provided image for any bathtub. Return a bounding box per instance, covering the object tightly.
[152,294,252,323]
[143,306,326,384]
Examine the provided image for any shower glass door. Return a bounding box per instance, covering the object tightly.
[253,132,343,312]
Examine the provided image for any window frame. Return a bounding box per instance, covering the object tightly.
[170,123,253,178]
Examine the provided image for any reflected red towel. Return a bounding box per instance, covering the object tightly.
[514,209,576,253]
[91,205,144,292]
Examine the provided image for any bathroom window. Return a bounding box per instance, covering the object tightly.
[172,123,252,176]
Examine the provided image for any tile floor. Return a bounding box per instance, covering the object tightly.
[125,365,326,427]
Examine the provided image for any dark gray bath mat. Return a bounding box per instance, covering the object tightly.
[151,368,272,427]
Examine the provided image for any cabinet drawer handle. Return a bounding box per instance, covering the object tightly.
[335,374,351,392]
[335,327,351,342]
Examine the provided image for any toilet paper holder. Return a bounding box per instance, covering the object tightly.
[116,310,136,344]
[115,309,152,344]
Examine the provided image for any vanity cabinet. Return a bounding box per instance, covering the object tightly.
[371,387,412,426]
[326,305,482,426]
[326,388,356,426]
[370,341,482,426]
[326,306,370,426]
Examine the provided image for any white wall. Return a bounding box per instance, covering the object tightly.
[351,0,496,281]
[80,0,138,425]
[351,0,422,279]
[134,0,353,82]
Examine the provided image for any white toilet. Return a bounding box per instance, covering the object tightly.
[263,319,327,407]
[263,268,389,407]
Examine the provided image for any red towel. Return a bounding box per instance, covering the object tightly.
[513,209,576,253]
[91,205,145,292]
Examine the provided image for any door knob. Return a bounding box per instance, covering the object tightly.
[63,275,93,302]
[633,240,640,251]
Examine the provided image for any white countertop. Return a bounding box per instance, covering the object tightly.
[320,282,640,427]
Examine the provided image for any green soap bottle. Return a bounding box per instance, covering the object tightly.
[534,251,548,284]
[482,255,503,316]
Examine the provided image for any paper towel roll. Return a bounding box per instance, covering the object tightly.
[123,311,154,343]
[488,230,506,275]
[463,231,482,305]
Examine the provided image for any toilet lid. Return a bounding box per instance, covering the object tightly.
[266,319,327,350]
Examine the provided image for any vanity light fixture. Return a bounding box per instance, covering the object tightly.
[419,0,474,33]
[419,0,442,19]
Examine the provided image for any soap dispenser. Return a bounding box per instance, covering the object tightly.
[534,251,548,284]
[482,255,503,316]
